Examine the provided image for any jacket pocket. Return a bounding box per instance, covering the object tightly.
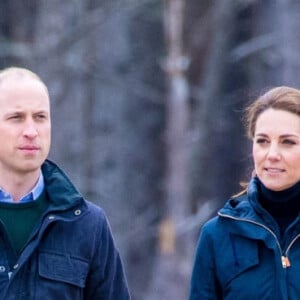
[220,233,259,286]
[38,251,89,288]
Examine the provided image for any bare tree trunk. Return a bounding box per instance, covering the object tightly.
[145,0,192,299]
[277,0,300,86]
[191,0,236,210]
[164,0,189,224]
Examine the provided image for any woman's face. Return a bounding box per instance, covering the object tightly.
[253,108,300,191]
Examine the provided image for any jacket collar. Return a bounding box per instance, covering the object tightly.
[41,159,86,212]
[219,177,266,222]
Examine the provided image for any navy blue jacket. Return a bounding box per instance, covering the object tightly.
[0,160,130,300]
[189,177,300,300]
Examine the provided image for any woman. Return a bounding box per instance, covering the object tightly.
[189,86,300,300]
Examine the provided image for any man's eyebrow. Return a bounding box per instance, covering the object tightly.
[4,110,24,115]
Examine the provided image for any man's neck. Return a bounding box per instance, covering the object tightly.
[0,169,41,202]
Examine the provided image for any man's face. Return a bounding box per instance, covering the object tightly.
[0,77,51,177]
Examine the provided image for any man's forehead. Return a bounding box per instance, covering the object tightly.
[0,68,49,97]
[0,68,40,83]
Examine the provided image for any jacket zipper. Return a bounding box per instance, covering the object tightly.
[218,212,300,269]
[283,233,300,267]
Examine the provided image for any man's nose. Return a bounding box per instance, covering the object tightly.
[23,120,38,138]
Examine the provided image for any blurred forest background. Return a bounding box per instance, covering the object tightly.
[1,0,300,299]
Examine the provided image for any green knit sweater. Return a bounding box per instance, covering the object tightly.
[0,190,49,254]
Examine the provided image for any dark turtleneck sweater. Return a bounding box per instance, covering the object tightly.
[257,179,300,234]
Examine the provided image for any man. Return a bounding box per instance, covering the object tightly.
[0,67,130,299]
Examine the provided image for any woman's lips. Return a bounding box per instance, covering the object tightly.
[264,167,284,173]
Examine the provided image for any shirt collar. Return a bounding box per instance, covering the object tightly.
[0,172,45,203]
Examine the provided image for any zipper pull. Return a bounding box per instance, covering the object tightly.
[281,256,291,268]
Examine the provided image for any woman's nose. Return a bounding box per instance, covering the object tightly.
[267,143,281,160]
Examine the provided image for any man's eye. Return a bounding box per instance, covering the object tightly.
[9,115,21,120]
[35,114,47,120]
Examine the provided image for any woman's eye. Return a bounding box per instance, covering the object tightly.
[283,139,296,145]
[256,138,268,144]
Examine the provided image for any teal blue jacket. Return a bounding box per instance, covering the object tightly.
[0,160,130,300]
[189,177,300,300]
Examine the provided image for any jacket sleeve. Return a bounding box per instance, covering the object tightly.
[189,221,222,300]
[84,209,131,300]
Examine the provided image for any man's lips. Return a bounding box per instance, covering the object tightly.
[18,145,40,151]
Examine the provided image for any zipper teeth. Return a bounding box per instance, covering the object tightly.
[218,212,283,257]
[286,233,300,256]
